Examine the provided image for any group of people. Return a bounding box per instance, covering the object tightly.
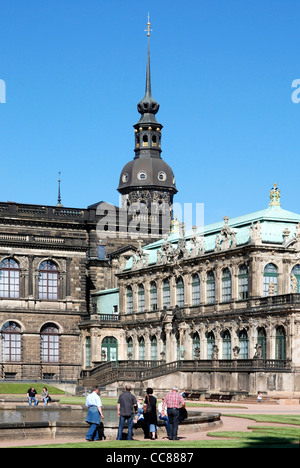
[85,384,186,442]
[26,387,51,407]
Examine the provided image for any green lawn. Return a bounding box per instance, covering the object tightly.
[10,414,300,448]
[0,383,64,395]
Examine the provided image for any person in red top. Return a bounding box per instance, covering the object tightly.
[164,386,185,440]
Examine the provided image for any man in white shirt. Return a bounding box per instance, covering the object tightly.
[85,386,105,442]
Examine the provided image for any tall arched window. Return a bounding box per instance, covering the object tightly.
[85,337,91,367]
[138,284,145,312]
[139,337,145,360]
[41,324,59,363]
[263,263,278,297]
[222,268,232,303]
[1,321,21,362]
[222,330,231,359]
[192,332,200,359]
[275,326,286,360]
[126,286,133,314]
[0,259,20,298]
[291,265,300,293]
[127,337,133,359]
[239,329,248,359]
[176,277,184,307]
[206,271,215,304]
[38,261,58,300]
[207,331,215,359]
[192,274,200,306]
[151,336,157,360]
[238,264,249,300]
[257,327,267,359]
[163,279,170,308]
[150,281,157,311]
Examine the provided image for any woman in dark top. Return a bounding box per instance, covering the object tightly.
[144,387,158,440]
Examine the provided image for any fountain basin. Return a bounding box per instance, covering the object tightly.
[0,406,222,442]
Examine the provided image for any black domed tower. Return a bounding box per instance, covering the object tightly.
[117,19,177,237]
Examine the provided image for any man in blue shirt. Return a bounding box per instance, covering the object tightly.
[85,386,105,442]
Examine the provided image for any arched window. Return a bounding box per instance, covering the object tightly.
[206,271,215,304]
[239,330,248,359]
[38,261,58,300]
[1,321,21,362]
[192,332,200,359]
[207,331,215,359]
[0,259,20,298]
[41,324,59,363]
[139,337,145,360]
[163,279,170,308]
[85,337,91,367]
[192,274,200,306]
[102,336,118,362]
[275,326,286,360]
[151,336,157,360]
[257,327,267,359]
[126,286,133,314]
[150,281,157,311]
[127,337,133,359]
[291,265,300,293]
[238,264,249,300]
[176,277,184,307]
[222,330,231,359]
[263,263,278,297]
[138,284,145,312]
[222,268,232,303]
[142,135,148,147]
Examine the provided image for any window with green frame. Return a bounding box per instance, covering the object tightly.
[222,268,232,303]
[206,271,215,304]
[176,276,184,307]
[163,279,170,308]
[257,327,266,359]
[222,330,231,359]
[138,284,145,312]
[192,274,200,306]
[126,286,133,314]
[239,329,248,359]
[150,281,157,311]
[150,336,157,360]
[263,263,278,297]
[207,331,215,359]
[275,326,286,360]
[192,333,200,359]
[139,337,145,360]
[238,264,249,300]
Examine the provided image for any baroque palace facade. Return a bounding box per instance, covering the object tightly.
[2,25,300,395]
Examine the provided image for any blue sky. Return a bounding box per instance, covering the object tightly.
[0,0,300,226]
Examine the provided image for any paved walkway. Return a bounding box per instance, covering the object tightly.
[0,402,299,447]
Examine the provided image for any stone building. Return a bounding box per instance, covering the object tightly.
[0,28,176,384]
[84,186,300,394]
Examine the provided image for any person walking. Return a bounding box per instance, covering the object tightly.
[85,386,105,442]
[116,384,137,440]
[164,386,185,440]
[144,387,158,440]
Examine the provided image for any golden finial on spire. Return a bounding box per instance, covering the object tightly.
[145,12,152,37]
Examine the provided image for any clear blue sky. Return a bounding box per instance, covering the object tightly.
[0,0,300,226]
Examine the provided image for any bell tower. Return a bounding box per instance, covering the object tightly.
[117,17,177,238]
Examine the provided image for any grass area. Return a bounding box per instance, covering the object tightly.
[10,414,300,448]
[0,383,64,395]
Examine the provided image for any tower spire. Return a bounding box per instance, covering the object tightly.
[137,14,159,121]
[56,171,63,207]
